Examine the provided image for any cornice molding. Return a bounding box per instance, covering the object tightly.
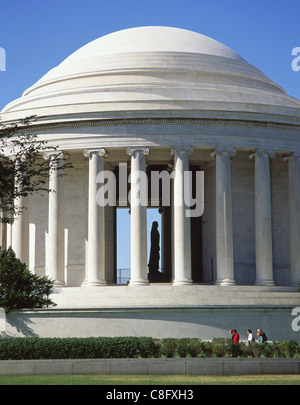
[15,117,300,133]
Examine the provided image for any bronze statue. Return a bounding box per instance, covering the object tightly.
[148,221,164,282]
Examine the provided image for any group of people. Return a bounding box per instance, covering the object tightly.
[229,328,268,344]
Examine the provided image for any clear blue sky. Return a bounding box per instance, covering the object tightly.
[0,0,299,269]
[0,0,299,109]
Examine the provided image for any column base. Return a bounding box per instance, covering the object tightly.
[290,282,300,287]
[255,280,275,286]
[172,279,193,286]
[215,278,236,286]
[83,280,107,287]
[129,280,149,286]
[53,280,66,287]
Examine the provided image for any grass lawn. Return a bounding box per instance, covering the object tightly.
[0,374,300,385]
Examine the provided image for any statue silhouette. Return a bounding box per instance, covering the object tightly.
[148,221,164,282]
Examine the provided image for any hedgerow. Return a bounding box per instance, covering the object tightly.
[0,337,299,360]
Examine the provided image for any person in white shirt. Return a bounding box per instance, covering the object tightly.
[247,329,255,345]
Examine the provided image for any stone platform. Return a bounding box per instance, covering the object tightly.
[1,285,299,341]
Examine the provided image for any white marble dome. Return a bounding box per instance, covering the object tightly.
[3,26,300,119]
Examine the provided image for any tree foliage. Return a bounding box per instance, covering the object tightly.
[0,247,56,312]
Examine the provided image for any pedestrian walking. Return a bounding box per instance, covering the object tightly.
[232,329,240,344]
[247,329,254,345]
[257,329,268,343]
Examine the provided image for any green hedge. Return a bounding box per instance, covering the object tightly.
[0,337,300,360]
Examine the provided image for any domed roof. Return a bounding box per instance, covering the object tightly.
[2,26,300,118]
[41,26,245,68]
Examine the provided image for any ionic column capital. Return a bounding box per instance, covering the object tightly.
[283,152,300,162]
[8,153,28,163]
[83,148,109,158]
[43,150,64,161]
[170,146,193,157]
[210,146,236,158]
[126,147,150,157]
[249,149,275,160]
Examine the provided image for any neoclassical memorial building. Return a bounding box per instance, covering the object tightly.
[1,27,300,340]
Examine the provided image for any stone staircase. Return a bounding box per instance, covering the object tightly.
[50,284,300,309]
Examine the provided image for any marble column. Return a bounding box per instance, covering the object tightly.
[44,151,65,286]
[127,147,149,286]
[0,210,7,250]
[171,146,193,285]
[11,159,29,265]
[284,153,300,286]
[249,149,275,286]
[83,149,108,286]
[211,147,236,286]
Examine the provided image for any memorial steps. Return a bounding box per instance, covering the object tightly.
[50,284,300,308]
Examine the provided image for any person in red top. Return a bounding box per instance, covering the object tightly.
[232,329,240,344]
